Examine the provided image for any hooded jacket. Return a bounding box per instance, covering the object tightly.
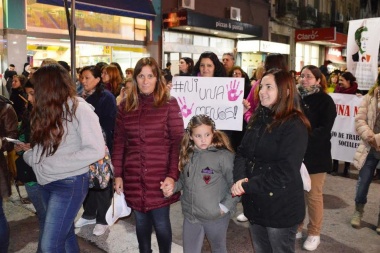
[174,147,238,223]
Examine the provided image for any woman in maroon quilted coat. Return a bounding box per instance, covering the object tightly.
[113,57,184,253]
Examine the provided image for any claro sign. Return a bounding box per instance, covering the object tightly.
[295,27,336,42]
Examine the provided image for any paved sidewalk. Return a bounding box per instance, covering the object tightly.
[5,173,380,252]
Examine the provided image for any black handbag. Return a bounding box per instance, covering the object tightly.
[15,155,37,183]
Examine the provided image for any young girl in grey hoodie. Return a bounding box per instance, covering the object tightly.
[161,114,239,253]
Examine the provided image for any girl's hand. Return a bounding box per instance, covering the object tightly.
[231,178,248,197]
[114,177,123,195]
[160,177,175,197]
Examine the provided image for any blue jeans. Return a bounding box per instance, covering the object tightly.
[25,183,46,253]
[355,150,379,204]
[39,172,89,253]
[250,223,298,253]
[134,206,172,253]
[0,198,9,253]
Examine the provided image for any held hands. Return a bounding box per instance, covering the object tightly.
[114,177,123,195]
[160,177,175,198]
[231,178,248,197]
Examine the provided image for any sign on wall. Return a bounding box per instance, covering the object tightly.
[347,18,380,90]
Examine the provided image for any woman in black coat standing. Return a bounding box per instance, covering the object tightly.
[232,69,310,253]
[297,65,337,251]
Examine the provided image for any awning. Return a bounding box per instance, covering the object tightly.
[163,10,262,39]
[36,0,156,20]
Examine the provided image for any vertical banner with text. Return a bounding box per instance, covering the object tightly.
[347,18,380,90]
[171,76,245,130]
[330,93,363,162]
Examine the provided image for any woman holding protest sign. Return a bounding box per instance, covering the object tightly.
[331,72,359,177]
[192,51,226,77]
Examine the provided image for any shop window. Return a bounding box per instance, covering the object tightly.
[194,35,208,47]
[26,3,146,42]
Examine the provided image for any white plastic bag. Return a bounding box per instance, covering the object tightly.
[106,192,131,226]
[300,163,311,192]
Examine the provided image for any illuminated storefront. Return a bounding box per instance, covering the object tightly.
[25,1,154,70]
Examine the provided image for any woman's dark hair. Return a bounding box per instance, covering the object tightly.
[30,63,78,161]
[249,69,310,131]
[300,65,328,92]
[264,53,288,72]
[13,74,28,89]
[180,57,194,75]
[80,65,104,95]
[192,51,226,77]
[340,72,356,85]
[19,80,34,142]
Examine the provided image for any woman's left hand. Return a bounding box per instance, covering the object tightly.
[231,178,248,197]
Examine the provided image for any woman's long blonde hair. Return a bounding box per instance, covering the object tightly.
[178,114,234,171]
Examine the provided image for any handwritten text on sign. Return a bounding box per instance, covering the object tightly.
[171,76,245,130]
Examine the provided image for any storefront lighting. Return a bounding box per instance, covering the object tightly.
[185,27,191,30]
[214,32,218,35]
[12,41,17,45]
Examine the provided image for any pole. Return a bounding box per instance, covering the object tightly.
[70,0,76,82]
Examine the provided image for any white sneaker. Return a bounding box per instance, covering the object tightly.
[236,213,248,222]
[303,235,320,251]
[74,218,96,228]
[296,231,302,239]
[93,224,108,236]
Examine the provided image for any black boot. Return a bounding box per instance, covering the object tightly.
[331,159,339,176]
[343,162,350,177]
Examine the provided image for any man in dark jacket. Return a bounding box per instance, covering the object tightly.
[0,95,18,252]
[4,64,17,95]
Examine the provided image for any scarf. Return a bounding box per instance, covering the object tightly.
[297,84,321,99]
[82,89,95,100]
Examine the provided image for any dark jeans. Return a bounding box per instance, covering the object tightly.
[134,206,172,253]
[82,181,113,225]
[40,172,89,253]
[355,150,379,204]
[250,223,298,253]
[0,198,9,253]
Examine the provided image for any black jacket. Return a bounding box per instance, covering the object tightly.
[301,91,337,174]
[234,107,308,228]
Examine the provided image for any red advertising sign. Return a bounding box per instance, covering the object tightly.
[295,27,336,42]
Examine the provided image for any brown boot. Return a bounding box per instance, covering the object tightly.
[351,203,365,228]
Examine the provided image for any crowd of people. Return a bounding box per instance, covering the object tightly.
[0,52,379,253]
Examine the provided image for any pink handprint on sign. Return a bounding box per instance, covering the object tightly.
[226,80,243,101]
[178,97,194,118]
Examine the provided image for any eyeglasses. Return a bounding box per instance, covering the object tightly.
[137,74,155,80]
[233,72,242,76]
[300,74,315,80]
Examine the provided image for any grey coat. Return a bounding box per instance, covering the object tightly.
[174,147,239,223]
